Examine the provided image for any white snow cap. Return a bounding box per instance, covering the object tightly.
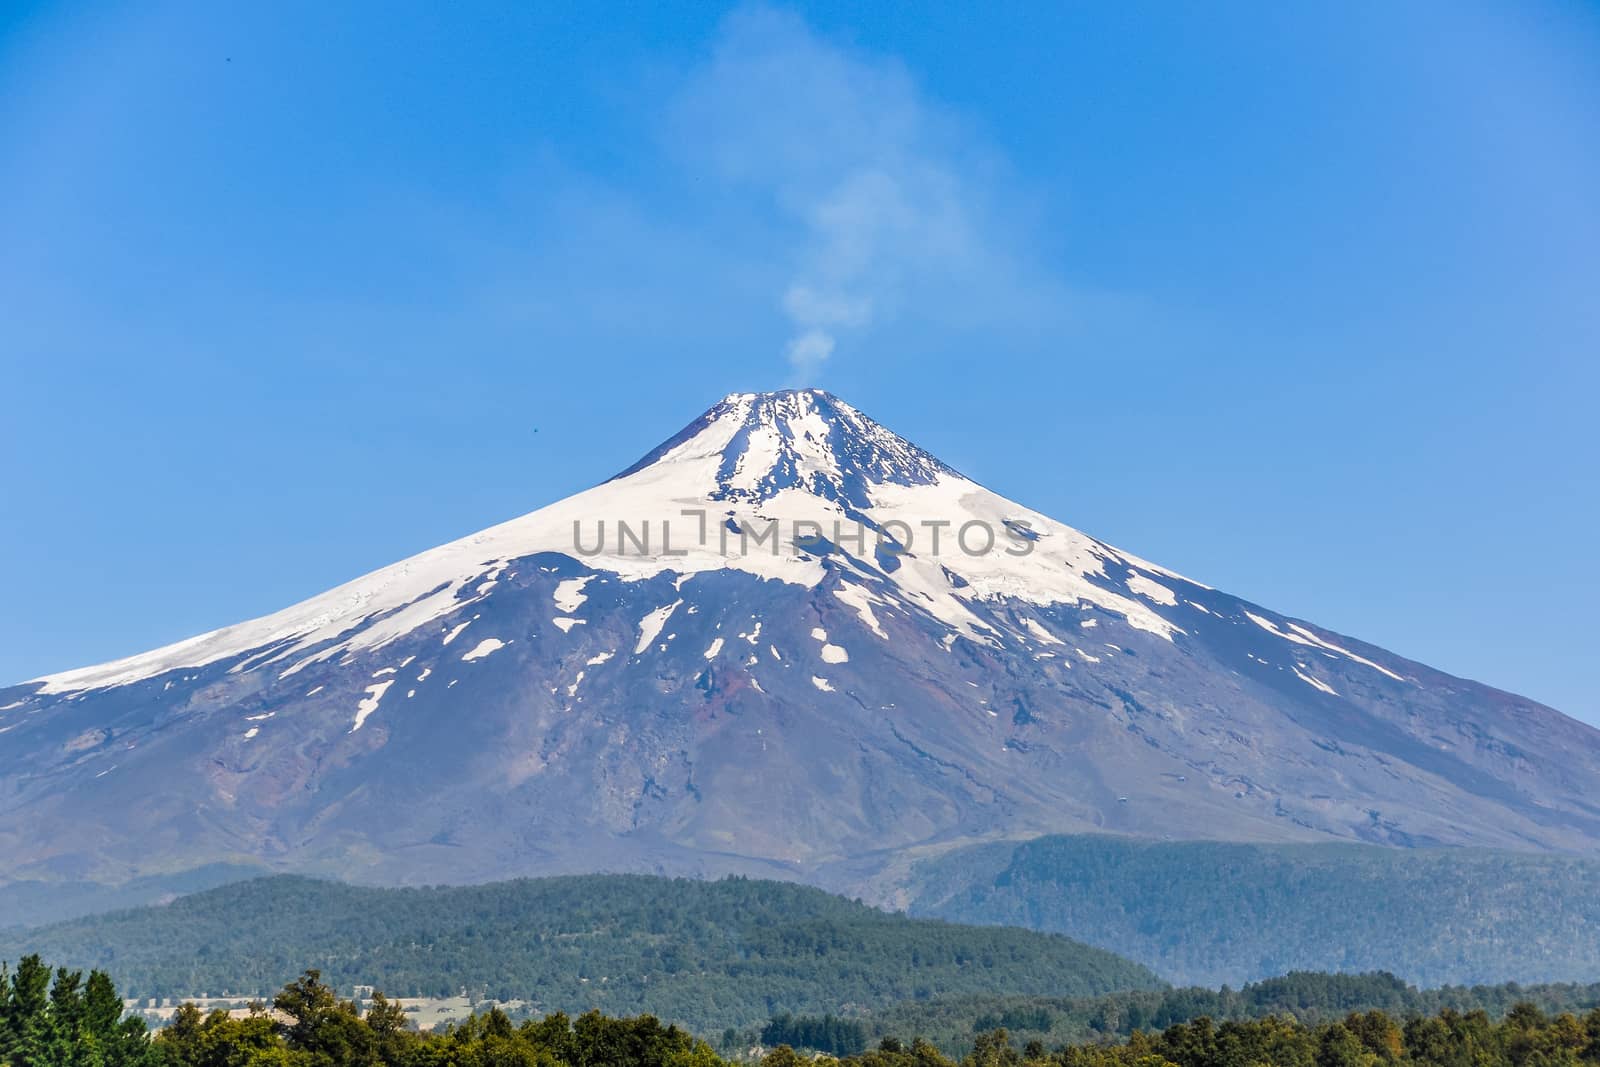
[25,388,1207,695]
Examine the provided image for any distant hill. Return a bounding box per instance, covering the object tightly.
[0,874,1161,1031]
[0,863,266,930]
[906,835,1600,988]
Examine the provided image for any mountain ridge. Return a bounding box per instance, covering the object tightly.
[905,833,1600,987]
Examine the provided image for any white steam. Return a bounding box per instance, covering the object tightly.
[672,7,1048,383]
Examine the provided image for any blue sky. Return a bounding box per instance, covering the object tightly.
[3,2,1597,722]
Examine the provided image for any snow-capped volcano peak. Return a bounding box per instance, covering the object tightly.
[7,389,1600,897]
[20,389,1188,694]
[613,389,957,509]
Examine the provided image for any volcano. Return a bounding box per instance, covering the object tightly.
[4,389,1598,900]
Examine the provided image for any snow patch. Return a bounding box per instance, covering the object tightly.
[1293,665,1339,696]
[554,576,594,613]
[1127,573,1178,606]
[635,601,682,654]
[351,680,395,732]
[1246,613,1406,682]
[1022,618,1063,646]
[833,583,888,639]
[461,638,506,662]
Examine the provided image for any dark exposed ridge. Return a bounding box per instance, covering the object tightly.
[607,389,963,508]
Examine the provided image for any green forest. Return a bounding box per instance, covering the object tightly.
[7,959,1600,1067]
[908,835,1600,987]
[9,871,1600,1065]
[836,973,1600,1057]
[0,876,1158,1032]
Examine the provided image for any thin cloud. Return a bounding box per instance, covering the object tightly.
[669,7,1066,383]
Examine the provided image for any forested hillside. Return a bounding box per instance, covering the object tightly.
[0,875,1159,1032]
[907,836,1600,987]
[846,972,1600,1057]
